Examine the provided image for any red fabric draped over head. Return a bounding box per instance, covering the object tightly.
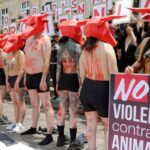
[84,15,126,47]
[128,8,150,21]
[3,34,25,53]
[58,20,87,45]
[18,13,48,39]
[0,33,9,49]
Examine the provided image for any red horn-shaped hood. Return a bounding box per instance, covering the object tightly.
[128,7,150,21]
[58,19,87,45]
[3,34,25,53]
[84,15,126,47]
[0,33,9,48]
[0,38,7,48]
[19,14,48,39]
[0,33,9,39]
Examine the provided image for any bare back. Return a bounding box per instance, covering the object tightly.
[80,41,118,81]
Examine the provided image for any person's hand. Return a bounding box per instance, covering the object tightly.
[40,80,47,91]
[14,82,19,92]
[127,26,133,34]
[76,86,82,97]
[125,66,134,74]
[6,81,11,91]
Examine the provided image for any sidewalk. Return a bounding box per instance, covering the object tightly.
[0,100,105,150]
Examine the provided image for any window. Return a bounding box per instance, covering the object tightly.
[1,8,8,27]
[21,1,30,17]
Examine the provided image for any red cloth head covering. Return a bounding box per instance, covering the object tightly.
[3,34,24,53]
[18,14,48,39]
[84,15,126,47]
[58,20,87,45]
[0,33,9,48]
[128,8,150,21]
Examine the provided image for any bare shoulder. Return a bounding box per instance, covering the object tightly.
[41,34,50,41]
[17,50,25,57]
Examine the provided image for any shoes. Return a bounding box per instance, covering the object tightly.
[12,123,24,133]
[38,134,53,146]
[68,133,86,150]
[20,127,36,135]
[56,135,67,147]
[6,123,17,130]
[0,116,12,125]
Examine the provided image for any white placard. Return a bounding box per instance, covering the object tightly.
[3,15,9,26]
[10,23,17,34]
[139,0,150,19]
[106,0,113,10]
[72,13,84,20]
[3,26,9,33]
[92,0,101,5]
[44,15,55,36]
[55,8,63,23]
[31,5,38,15]
[60,1,66,9]
[71,0,77,11]
[58,14,69,23]
[113,0,134,25]
[64,7,72,19]
[51,2,57,13]
[93,3,107,17]
[44,5,51,14]
[77,2,86,13]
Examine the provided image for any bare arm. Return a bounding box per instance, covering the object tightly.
[107,44,118,74]
[16,51,25,84]
[41,36,51,81]
[79,51,87,84]
[125,37,149,73]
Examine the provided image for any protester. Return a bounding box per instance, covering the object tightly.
[19,14,54,146]
[55,20,86,147]
[3,34,26,133]
[0,33,11,125]
[125,8,150,74]
[79,15,124,150]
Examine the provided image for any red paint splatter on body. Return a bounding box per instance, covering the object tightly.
[58,105,62,117]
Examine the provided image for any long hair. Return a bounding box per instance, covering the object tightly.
[83,37,98,52]
[58,36,69,45]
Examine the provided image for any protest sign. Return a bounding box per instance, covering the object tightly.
[108,73,150,150]
[93,3,106,17]
[10,22,17,34]
[139,0,150,19]
[112,0,133,24]
[77,2,86,13]
[44,15,55,36]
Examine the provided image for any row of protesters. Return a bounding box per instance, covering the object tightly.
[0,14,54,146]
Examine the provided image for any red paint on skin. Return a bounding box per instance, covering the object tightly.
[58,105,62,117]
[86,131,92,142]
[0,59,3,68]
[85,46,104,80]
[26,57,36,71]
[62,58,76,72]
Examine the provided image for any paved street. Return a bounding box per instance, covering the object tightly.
[0,100,105,150]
